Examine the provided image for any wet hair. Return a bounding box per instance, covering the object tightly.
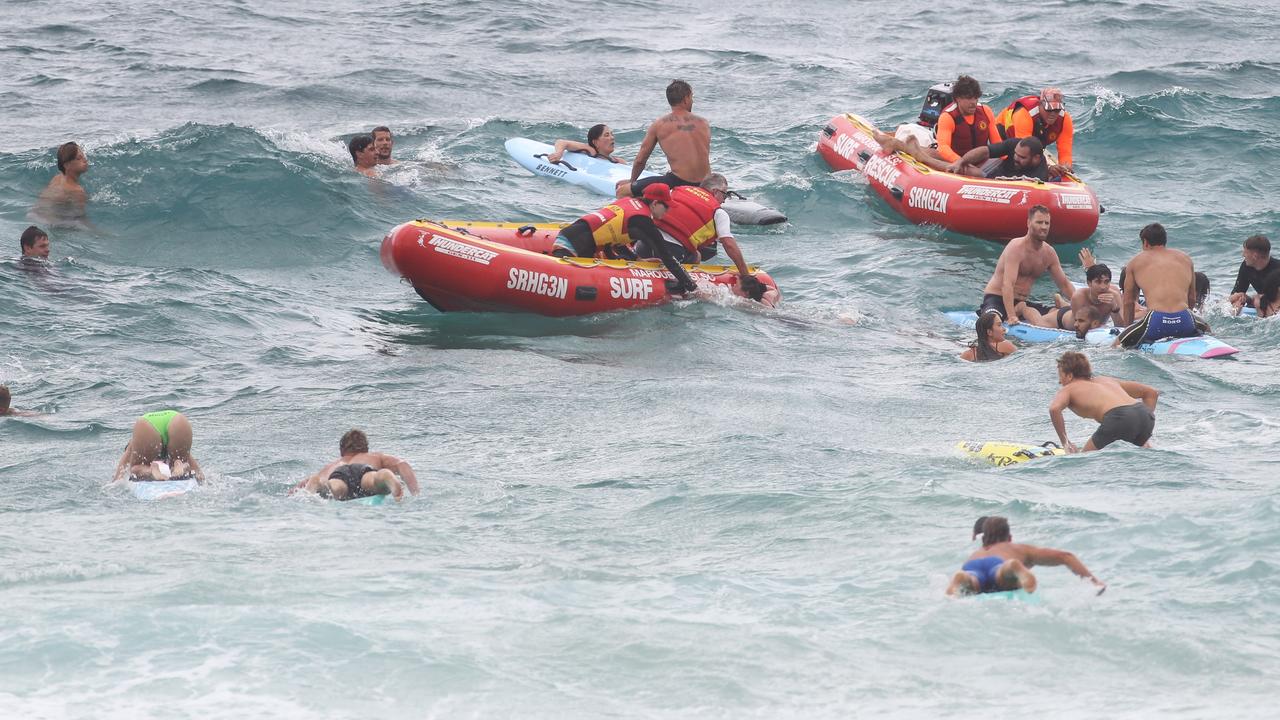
[1140,222,1167,247]
[56,142,80,173]
[981,516,1011,546]
[339,429,369,455]
[666,79,692,106]
[1028,204,1050,219]
[1244,234,1270,255]
[1194,271,1210,310]
[1057,350,1092,379]
[0,385,10,412]
[1016,136,1044,157]
[951,75,981,99]
[20,225,48,251]
[739,274,767,301]
[700,172,729,193]
[973,310,1003,361]
[972,516,989,540]
[371,126,391,139]
[1085,262,1111,283]
[348,135,374,163]
[586,124,608,153]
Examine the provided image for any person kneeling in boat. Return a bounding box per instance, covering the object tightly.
[995,87,1075,176]
[548,124,626,164]
[947,516,1104,596]
[1049,351,1159,453]
[295,429,419,501]
[960,309,1016,362]
[112,410,205,483]
[638,173,763,294]
[552,183,699,293]
[948,136,1050,181]
[1115,223,1208,348]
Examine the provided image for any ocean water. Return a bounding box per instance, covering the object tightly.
[2,1,1279,717]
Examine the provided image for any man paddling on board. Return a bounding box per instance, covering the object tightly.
[978,205,1076,323]
[949,516,1105,596]
[294,429,419,501]
[618,80,711,199]
[1048,351,1159,453]
[1115,223,1208,348]
[112,410,205,483]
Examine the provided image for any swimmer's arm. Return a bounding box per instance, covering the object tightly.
[1048,388,1075,451]
[720,236,750,276]
[1186,265,1198,310]
[1025,546,1103,588]
[549,139,590,163]
[630,124,658,182]
[997,340,1016,356]
[112,446,135,483]
[292,459,339,493]
[186,455,205,483]
[1118,380,1159,412]
[1120,265,1138,325]
[934,113,959,162]
[1001,258,1021,325]
[380,454,419,495]
[949,144,990,174]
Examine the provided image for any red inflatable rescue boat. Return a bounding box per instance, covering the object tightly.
[380,220,778,316]
[816,113,1099,244]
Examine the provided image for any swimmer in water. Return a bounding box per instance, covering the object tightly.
[548,124,626,164]
[34,142,89,224]
[112,410,205,482]
[371,126,396,165]
[1048,351,1159,453]
[0,386,39,417]
[948,516,1105,596]
[960,309,1016,361]
[295,429,420,501]
[19,226,51,260]
[349,135,378,178]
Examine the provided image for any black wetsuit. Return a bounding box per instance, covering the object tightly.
[1231,258,1280,307]
[983,139,1050,181]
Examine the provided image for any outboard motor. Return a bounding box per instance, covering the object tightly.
[918,82,954,128]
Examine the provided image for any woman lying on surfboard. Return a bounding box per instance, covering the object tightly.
[547,124,626,164]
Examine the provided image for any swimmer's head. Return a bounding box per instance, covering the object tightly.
[586,124,615,155]
[1056,350,1092,383]
[951,75,981,114]
[701,173,729,202]
[20,225,50,259]
[981,516,1011,547]
[1140,222,1167,248]
[1026,204,1051,240]
[1243,234,1271,268]
[738,274,766,301]
[971,515,989,541]
[976,308,1002,344]
[56,142,85,175]
[666,79,692,108]
[1085,262,1111,286]
[642,183,672,216]
[1073,305,1097,339]
[1194,271,1210,310]
[339,429,369,456]
[1014,137,1044,168]
[0,385,10,412]
[371,126,393,159]
[348,135,375,165]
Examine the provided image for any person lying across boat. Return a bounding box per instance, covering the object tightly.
[1022,257,1122,335]
[1115,223,1209,348]
[948,136,1051,181]
[112,410,205,483]
[978,205,1075,323]
[1229,234,1279,312]
[551,183,699,294]
[547,124,625,165]
[618,80,711,199]
[947,516,1105,596]
[1049,351,1159,453]
[995,87,1074,175]
[959,309,1016,361]
[294,429,419,501]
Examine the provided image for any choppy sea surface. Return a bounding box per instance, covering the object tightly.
[2,1,1279,717]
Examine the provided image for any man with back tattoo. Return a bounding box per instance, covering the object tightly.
[618,80,712,198]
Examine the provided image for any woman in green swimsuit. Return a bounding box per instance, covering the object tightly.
[112,410,205,482]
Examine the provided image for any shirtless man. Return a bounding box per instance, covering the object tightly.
[1028,258,1122,334]
[977,205,1075,324]
[1048,351,1159,453]
[371,126,396,165]
[20,226,51,259]
[349,135,378,178]
[947,516,1105,596]
[296,429,420,501]
[0,386,39,417]
[34,142,89,223]
[112,410,205,482]
[618,80,711,198]
[1116,223,1205,348]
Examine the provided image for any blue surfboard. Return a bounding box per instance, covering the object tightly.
[944,311,1239,358]
[503,137,786,225]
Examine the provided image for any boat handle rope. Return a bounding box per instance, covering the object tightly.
[533,153,578,172]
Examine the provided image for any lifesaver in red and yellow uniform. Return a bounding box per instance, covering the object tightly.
[996,95,1065,145]
[654,186,721,253]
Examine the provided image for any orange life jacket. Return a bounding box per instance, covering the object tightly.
[996,95,1065,145]
[941,102,994,157]
[654,186,720,252]
[581,198,653,248]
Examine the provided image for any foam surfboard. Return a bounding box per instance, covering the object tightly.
[503,137,787,225]
[956,440,1066,467]
[354,494,389,506]
[944,311,1239,358]
[129,477,199,500]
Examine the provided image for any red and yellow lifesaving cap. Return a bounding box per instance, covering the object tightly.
[642,183,672,205]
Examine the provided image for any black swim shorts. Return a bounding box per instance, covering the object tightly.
[328,463,375,499]
[631,172,701,198]
[1088,402,1155,450]
[978,293,1052,321]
